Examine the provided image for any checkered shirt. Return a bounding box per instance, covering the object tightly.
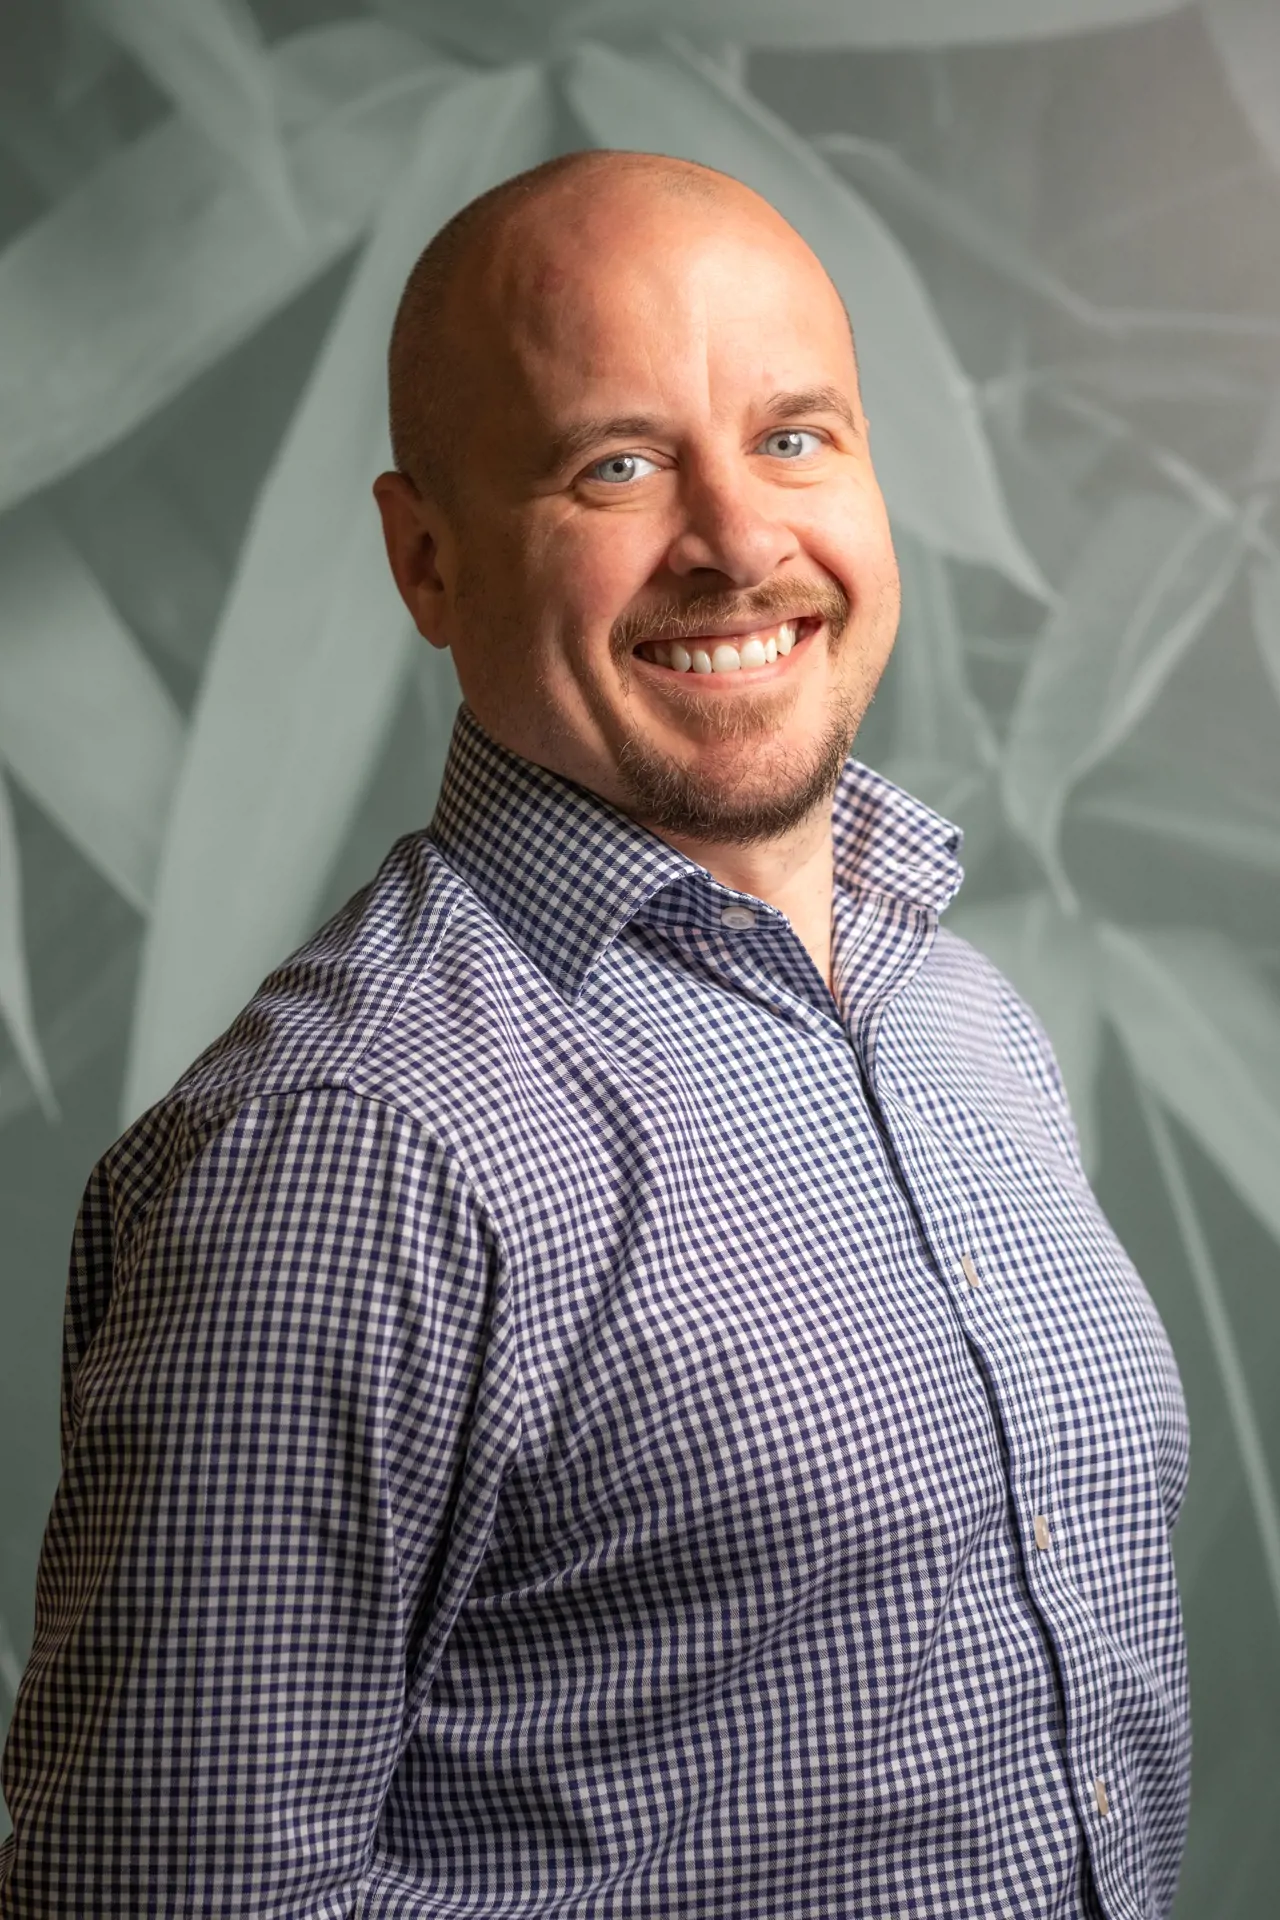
[1,702,1190,1919]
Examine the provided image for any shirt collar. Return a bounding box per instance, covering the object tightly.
[427,704,965,1003]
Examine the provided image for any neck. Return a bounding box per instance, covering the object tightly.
[648,810,837,991]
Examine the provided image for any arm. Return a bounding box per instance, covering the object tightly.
[0,1084,519,1917]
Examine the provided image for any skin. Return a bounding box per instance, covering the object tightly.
[375,162,902,991]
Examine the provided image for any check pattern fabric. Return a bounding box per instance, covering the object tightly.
[1,702,1190,1919]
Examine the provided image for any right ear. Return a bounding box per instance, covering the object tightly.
[372,470,454,650]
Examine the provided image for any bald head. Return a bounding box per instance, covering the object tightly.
[386,150,856,508]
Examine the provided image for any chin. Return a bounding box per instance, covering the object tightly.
[617,711,855,845]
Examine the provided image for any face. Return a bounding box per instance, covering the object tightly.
[376,177,901,849]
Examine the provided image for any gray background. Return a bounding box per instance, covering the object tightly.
[2,3,1279,1911]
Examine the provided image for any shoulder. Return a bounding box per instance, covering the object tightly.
[156,831,533,1130]
[104,831,547,1233]
[928,923,1070,1096]
[905,919,1088,1182]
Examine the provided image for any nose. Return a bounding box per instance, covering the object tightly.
[664,460,799,587]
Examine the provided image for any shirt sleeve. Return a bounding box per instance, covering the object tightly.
[0,1084,522,1919]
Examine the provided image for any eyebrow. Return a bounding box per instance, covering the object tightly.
[763,386,859,432]
[539,415,662,477]
[538,386,859,478]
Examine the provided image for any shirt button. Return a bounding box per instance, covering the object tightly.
[720,905,757,930]
[1093,1776,1110,1817]
[1033,1514,1052,1552]
[960,1253,981,1289]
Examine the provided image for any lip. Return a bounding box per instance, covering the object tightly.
[644,611,819,645]
[630,615,823,687]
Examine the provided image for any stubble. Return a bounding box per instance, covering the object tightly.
[609,578,879,845]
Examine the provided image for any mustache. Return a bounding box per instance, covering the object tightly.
[610,578,851,658]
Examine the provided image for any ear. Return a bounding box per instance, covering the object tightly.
[372,470,454,650]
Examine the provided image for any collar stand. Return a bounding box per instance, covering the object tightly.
[427,706,964,1003]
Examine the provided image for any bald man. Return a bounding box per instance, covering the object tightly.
[2,154,1189,1920]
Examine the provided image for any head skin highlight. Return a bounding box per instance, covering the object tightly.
[387,150,859,518]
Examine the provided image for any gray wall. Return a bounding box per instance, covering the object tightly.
[2,3,1279,1911]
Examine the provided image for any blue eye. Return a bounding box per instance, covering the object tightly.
[760,429,823,459]
[587,452,660,484]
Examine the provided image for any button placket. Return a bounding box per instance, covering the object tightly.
[947,1236,1069,1635]
[876,1102,1132,1883]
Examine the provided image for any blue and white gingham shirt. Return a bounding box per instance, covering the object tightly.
[1,703,1190,1919]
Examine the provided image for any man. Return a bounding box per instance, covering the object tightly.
[1,152,1189,1918]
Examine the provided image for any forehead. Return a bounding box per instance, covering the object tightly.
[466,184,856,433]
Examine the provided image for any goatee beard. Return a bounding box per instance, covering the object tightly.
[610,578,868,846]
[614,694,864,845]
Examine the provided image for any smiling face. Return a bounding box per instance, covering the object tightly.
[376,161,901,848]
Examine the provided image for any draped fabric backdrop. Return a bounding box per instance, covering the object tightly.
[2,2,1278,1909]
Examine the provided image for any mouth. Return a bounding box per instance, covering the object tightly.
[631,616,822,680]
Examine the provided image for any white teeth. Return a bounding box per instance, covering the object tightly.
[645,622,800,674]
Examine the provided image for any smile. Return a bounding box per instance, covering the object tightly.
[633,617,819,677]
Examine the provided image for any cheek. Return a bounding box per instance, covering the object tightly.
[532,513,664,638]
[810,486,898,607]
